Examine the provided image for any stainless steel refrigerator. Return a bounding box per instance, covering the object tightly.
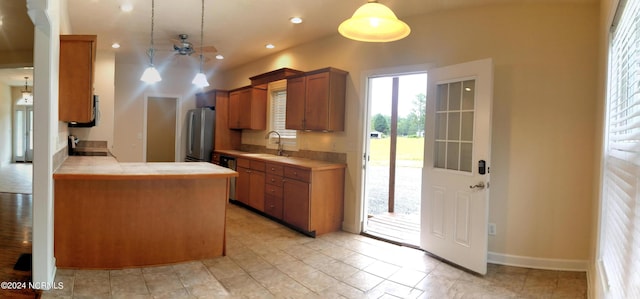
[185,107,215,162]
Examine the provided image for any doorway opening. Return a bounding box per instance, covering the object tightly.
[144,96,179,162]
[363,73,427,247]
[14,100,33,163]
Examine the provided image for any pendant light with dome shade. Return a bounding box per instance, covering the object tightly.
[140,0,162,83]
[338,0,411,42]
[192,0,210,88]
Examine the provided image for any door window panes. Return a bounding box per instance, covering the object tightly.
[434,80,476,172]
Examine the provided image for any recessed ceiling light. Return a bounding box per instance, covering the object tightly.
[215,54,224,60]
[265,44,275,49]
[464,87,472,91]
[290,17,302,24]
[111,43,121,49]
[120,3,133,12]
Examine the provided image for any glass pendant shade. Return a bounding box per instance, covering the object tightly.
[338,1,410,42]
[192,72,210,88]
[140,66,162,83]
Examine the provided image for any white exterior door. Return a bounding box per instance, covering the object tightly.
[420,58,493,274]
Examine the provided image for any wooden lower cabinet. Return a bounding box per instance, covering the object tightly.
[235,166,250,205]
[229,154,345,236]
[283,177,311,231]
[236,158,265,211]
[264,195,283,219]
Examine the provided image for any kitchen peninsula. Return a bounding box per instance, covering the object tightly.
[53,156,237,269]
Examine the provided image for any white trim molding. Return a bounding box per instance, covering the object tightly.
[488,252,589,272]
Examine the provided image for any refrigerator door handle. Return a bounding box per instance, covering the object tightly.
[188,111,195,155]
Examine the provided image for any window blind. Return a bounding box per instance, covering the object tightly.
[270,89,297,147]
[600,0,640,297]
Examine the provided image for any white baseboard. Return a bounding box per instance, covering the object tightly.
[342,221,360,234]
[488,251,588,271]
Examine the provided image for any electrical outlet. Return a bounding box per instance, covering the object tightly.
[488,223,497,236]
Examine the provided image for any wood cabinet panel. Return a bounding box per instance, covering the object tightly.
[235,166,250,205]
[285,76,306,130]
[248,170,265,212]
[266,163,284,176]
[284,166,310,183]
[266,173,283,187]
[59,35,97,123]
[283,178,310,231]
[285,68,347,131]
[264,195,283,219]
[213,90,241,150]
[228,86,267,130]
[265,184,283,198]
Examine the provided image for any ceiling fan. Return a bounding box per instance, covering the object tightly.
[171,34,217,57]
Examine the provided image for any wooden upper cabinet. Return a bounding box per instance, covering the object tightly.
[59,35,97,123]
[285,76,306,130]
[285,67,348,131]
[228,86,267,130]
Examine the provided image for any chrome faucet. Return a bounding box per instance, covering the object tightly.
[265,130,283,156]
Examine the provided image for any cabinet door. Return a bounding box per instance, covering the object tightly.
[237,88,253,128]
[235,166,251,205]
[304,72,330,131]
[249,171,265,212]
[59,36,96,122]
[283,178,310,231]
[286,76,306,130]
[264,195,283,219]
[214,91,241,150]
[228,90,242,129]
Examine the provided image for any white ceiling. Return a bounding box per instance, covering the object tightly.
[0,0,597,86]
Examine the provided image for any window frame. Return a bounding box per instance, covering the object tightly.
[267,80,298,151]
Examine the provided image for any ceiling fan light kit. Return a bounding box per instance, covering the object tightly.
[140,0,161,83]
[338,0,411,42]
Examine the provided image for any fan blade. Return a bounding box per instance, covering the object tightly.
[198,45,217,53]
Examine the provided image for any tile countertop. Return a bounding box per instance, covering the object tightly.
[215,150,346,170]
[54,156,238,180]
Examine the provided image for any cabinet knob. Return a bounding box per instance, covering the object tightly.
[271,179,275,182]
[271,189,275,192]
[270,205,275,208]
[271,167,275,171]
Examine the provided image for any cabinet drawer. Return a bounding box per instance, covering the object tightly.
[284,167,310,183]
[237,158,250,168]
[250,160,266,172]
[266,174,283,187]
[265,185,283,198]
[266,163,284,176]
[264,195,283,219]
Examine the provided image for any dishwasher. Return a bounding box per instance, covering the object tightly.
[219,155,236,201]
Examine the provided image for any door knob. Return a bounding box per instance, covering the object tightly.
[469,182,485,190]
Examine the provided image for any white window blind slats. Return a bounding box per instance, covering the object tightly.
[270,89,297,147]
[601,0,640,297]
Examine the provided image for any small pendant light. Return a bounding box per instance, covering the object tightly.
[192,0,210,88]
[140,0,162,83]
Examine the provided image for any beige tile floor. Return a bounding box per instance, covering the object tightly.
[42,204,587,298]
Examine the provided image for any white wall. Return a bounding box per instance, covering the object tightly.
[68,50,115,148]
[211,2,599,266]
[112,61,204,162]
[28,0,61,287]
[0,82,11,166]
[105,1,599,269]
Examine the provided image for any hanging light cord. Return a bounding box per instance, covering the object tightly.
[148,0,156,65]
[199,0,205,72]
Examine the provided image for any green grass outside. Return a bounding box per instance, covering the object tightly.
[368,137,425,167]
